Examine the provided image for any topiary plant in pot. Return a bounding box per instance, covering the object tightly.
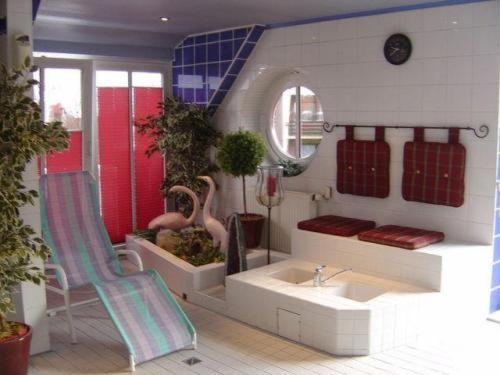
[0,59,69,375]
[216,130,266,248]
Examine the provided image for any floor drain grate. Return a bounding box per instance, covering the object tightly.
[183,357,202,366]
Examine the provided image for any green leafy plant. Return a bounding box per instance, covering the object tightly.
[0,58,69,338]
[171,227,224,267]
[136,97,220,215]
[278,158,304,177]
[216,130,266,215]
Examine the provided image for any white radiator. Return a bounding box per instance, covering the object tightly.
[247,189,318,253]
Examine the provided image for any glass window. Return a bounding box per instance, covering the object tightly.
[44,68,82,131]
[96,70,128,87]
[271,86,323,160]
[132,72,162,88]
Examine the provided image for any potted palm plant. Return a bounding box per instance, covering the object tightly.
[216,130,266,248]
[136,97,220,215]
[0,58,69,375]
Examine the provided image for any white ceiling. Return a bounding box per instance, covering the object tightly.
[34,0,447,58]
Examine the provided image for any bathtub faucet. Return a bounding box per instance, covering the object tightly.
[313,266,352,287]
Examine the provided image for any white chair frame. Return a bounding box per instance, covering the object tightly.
[45,249,144,371]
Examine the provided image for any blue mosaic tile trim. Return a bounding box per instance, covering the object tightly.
[172,24,265,112]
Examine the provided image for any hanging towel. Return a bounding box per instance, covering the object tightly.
[225,213,248,277]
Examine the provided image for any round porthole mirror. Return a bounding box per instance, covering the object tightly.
[269,85,324,176]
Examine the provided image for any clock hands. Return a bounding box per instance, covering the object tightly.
[390,46,400,56]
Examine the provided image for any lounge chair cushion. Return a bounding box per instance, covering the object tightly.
[298,215,376,237]
[358,225,444,250]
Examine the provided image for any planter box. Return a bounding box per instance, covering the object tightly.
[126,235,288,301]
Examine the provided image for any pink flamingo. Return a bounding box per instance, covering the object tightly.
[148,186,200,231]
[197,176,228,252]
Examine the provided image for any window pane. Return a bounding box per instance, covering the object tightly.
[132,72,162,88]
[299,86,323,159]
[271,87,298,159]
[96,70,128,87]
[44,68,82,131]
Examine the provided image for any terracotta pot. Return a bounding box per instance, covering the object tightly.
[240,213,265,249]
[0,322,32,375]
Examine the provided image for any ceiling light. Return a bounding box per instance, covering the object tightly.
[160,17,170,22]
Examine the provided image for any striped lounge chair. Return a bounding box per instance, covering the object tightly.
[40,171,196,371]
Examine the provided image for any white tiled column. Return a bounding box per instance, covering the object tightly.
[0,0,51,355]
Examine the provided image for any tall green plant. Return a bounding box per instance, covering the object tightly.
[0,58,69,336]
[216,130,266,216]
[136,97,220,214]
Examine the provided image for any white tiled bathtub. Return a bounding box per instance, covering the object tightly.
[226,258,440,355]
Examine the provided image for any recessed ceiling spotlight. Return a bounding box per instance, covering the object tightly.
[160,16,170,22]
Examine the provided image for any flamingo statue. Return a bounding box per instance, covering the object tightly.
[147,185,200,231]
[197,176,228,253]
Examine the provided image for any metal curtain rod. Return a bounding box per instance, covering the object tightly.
[322,122,490,139]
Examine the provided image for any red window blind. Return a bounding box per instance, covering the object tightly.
[97,88,133,243]
[133,87,165,230]
[45,131,83,173]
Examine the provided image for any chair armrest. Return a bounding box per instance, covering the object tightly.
[45,263,70,290]
[116,249,144,271]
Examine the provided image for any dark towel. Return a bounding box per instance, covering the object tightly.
[225,213,247,277]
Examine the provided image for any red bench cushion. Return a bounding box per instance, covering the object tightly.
[298,215,376,237]
[358,225,445,250]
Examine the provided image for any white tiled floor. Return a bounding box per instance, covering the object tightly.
[29,295,500,375]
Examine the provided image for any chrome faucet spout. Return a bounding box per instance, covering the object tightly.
[313,266,352,287]
[322,268,352,283]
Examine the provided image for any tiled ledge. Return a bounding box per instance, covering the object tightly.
[291,228,491,291]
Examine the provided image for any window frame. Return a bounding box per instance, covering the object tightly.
[267,75,324,165]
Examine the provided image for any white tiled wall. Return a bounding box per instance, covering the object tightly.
[215,1,500,245]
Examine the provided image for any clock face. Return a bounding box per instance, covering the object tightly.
[384,33,412,65]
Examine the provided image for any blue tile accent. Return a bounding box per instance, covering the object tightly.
[491,287,500,313]
[195,45,206,64]
[207,43,220,62]
[172,86,179,98]
[494,236,500,262]
[183,37,194,46]
[196,88,207,103]
[207,32,219,42]
[495,210,500,236]
[247,25,265,42]
[220,41,233,61]
[183,88,194,102]
[33,0,42,21]
[220,62,231,76]
[497,155,500,179]
[493,262,500,288]
[172,24,264,110]
[268,0,490,29]
[221,30,233,41]
[183,46,194,65]
[497,189,500,209]
[173,48,182,66]
[238,42,255,59]
[172,67,181,85]
[195,34,207,44]
[234,27,248,39]
[234,38,244,53]
[220,75,236,91]
[229,58,246,75]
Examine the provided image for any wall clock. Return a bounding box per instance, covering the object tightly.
[384,33,412,65]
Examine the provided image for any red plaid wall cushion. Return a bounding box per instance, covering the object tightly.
[337,127,390,198]
[402,128,465,207]
[358,225,445,250]
[298,215,376,237]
